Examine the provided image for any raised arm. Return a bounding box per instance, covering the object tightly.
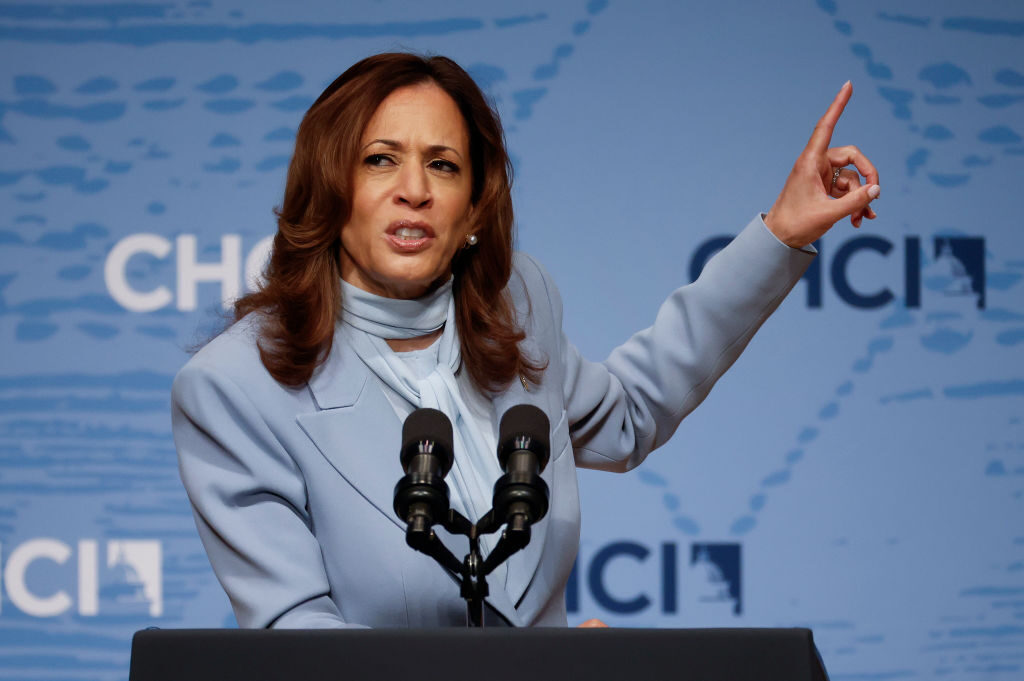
[535,83,878,472]
[530,215,814,472]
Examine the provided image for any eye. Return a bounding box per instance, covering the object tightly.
[364,154,395,167]
[430,159,460,173]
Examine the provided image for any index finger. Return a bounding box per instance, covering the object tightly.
[808,81,852,152]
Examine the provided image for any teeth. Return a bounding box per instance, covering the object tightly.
[395,227,427,239]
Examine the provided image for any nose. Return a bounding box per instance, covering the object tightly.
[394,163,431,209]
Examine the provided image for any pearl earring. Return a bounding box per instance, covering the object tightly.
[465,233,478,246]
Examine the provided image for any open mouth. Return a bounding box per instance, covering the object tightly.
[393,225,428,240]
[387,220,435,240]
[386,220,435,251]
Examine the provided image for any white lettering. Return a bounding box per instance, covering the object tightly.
[4,539,73,617]
[104,234,173,312]
[245,235,274,293]
[105,233,273,312]
[176,234,241,311]
[78,540,98,616]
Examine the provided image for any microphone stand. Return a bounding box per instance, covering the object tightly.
[395,405,550,627]
[402,505,534,627]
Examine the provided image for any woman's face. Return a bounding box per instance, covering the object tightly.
[339,82,475,299]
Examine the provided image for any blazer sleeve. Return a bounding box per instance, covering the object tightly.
[528,214,815,472]
[172,355,363,629]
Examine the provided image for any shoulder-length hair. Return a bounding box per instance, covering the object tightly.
[234,52,543,392]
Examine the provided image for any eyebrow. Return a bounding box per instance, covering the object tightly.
[362,138,464,162]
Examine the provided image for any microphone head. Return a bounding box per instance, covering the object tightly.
[401,408,454,472]
[498,404,550,471]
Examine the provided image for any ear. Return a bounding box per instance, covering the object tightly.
[462,202,481,241]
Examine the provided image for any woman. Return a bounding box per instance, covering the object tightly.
[171,53,879,629]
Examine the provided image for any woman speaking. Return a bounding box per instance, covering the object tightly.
[171,53,879,628]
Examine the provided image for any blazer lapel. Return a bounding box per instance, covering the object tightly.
[297,333,406,531]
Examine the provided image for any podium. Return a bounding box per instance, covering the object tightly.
[129,628,829,681]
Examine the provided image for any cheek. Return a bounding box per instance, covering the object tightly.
[342,195,382,247]
[445,214,472,251]
[346,179,385,227]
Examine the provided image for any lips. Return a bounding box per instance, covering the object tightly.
[385,220,435,252]
[386,220,435,239]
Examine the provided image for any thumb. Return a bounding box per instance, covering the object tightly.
[826,183,880,224]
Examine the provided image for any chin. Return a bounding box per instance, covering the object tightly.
[375,263,447,297]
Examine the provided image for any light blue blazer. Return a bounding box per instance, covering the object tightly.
[171,216,814,629]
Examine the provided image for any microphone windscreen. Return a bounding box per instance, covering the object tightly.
[499,404,550,458]
[401,408,454,470]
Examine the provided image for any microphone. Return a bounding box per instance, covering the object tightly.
[492,405,551,530]
[393,408,454,534]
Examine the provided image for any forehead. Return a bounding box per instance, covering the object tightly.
[362,82,469,150]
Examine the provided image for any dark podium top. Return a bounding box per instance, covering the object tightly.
[130,627,829,681]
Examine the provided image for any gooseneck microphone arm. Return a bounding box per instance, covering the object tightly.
[393,405,551,627]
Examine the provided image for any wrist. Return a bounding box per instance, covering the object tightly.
[763,211,808,250]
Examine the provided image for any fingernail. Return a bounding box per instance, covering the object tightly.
[867,184,880,199]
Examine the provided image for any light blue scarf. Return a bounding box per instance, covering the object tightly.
[339,278,502,532]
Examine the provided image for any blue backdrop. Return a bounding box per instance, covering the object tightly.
[1,1,1023,679]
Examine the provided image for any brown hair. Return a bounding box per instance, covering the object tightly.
[233,53,543,391]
